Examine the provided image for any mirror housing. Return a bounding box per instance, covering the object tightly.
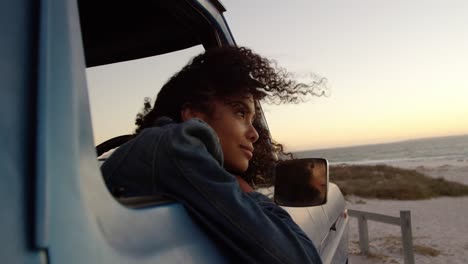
[274,158,329,207]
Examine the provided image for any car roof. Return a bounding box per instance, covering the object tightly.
[79,0,232,67]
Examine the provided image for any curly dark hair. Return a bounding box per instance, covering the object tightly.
[134,46,326,187]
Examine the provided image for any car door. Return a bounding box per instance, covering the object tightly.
[1,0,238,263]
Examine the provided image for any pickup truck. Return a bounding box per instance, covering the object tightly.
[0,0,348,263]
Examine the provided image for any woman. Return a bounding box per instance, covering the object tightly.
[102,47,323,263]
[275,159,325,206]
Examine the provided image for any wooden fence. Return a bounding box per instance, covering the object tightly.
[348,209,415,264]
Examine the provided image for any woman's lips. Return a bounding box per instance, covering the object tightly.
[240,146,253,160]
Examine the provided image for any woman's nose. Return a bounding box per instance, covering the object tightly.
[248,124,260,143]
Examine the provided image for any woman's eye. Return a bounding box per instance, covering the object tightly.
[236,110,246,118]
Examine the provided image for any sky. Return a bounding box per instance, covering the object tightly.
[86,0,468,151]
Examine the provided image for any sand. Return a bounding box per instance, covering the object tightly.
[346,158,468,264]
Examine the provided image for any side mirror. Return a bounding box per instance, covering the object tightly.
[274,158,329,207]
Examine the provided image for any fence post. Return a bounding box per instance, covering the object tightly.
[400,211,415,264]
[357,214,369,255]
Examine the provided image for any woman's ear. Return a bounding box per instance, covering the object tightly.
[180,104,207,122]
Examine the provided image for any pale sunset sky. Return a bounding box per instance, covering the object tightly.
[86,0,468,151]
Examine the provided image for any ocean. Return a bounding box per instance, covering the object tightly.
[294,134,468,164]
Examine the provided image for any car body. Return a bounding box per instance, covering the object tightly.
[0,0,347,263]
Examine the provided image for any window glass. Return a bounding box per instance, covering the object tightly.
[86,45,204,146]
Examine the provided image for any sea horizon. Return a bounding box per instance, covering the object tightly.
[294,133,468,164]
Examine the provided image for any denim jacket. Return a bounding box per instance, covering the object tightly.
[101,117,322,264]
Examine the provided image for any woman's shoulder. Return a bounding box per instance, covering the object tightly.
[101,117,223,175]
[105,117,222,165]
[140,117,213,136]
[156,118,223,165]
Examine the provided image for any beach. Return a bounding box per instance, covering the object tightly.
[346,158,468,264]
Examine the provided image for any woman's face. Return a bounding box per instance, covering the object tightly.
[308,162,327,200]
[185,94,259,173]
[209,95,259,173]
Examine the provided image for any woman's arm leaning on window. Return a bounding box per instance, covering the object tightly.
[153,119,322,264]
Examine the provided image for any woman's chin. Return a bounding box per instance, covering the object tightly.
[225,163,249,175]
